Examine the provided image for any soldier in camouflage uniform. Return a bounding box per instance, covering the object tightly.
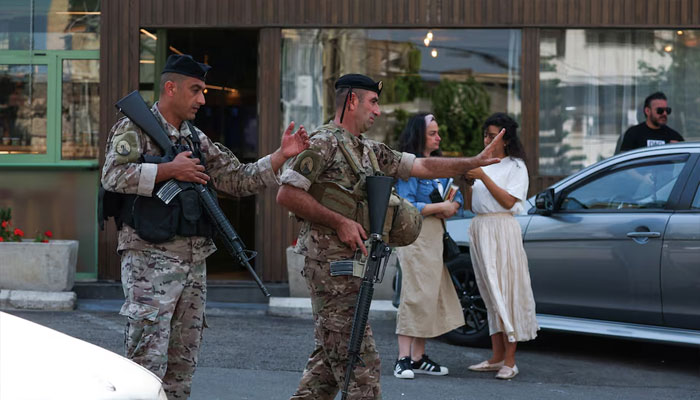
[101,54,309,399]
[277,74,505,399]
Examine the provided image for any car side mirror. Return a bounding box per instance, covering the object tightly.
[535,188,555,216]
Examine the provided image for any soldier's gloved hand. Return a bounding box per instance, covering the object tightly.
[167,151,209,184]
[336,217,368,256]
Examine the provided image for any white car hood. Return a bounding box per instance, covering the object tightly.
[0,311,164,400]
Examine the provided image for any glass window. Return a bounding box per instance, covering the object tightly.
[61,59,99,160]
[560,159,687,210]
[691,183,700,210]
[540,29,700,176]
[0,64,48,155]
[0,0,100,51]
[282,29,521,155]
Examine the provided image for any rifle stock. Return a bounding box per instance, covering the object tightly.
[114,91,270,297]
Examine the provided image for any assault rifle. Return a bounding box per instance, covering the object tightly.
[115,90,270,297]
[341,175,394,400]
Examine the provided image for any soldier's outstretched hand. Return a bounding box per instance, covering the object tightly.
[475,128,505,167]
[281,121,310,158]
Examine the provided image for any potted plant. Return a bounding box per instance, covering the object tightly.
[0,208,78,309]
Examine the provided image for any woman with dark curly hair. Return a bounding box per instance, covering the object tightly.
[392,113,465,379]
[464,113,538,380]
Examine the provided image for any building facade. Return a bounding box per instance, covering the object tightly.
[2,0,699,286]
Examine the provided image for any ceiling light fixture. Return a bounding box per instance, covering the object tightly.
[140,29,157,41]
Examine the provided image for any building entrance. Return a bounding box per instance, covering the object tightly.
[140,28,260,282]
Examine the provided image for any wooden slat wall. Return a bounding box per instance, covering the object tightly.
[100,0,700,281]
[521,28,541,197]
[136,0,700,27]
[98,0,142,280]
[256,29,287,282]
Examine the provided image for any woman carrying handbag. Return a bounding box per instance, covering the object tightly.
[393,113,466,379]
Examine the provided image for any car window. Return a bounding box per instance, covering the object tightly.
[691,183,700,210]
[560,160,686,211]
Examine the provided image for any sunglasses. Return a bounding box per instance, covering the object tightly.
[655,107,672,115]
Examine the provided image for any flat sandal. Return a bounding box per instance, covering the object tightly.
[468,360,505,372]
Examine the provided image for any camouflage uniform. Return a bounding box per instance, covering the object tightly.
[281,121,415,400]
[101,103,279,399]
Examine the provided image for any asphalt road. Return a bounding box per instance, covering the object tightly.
[8,301,700,400]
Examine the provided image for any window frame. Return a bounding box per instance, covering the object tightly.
[0,49,99,168]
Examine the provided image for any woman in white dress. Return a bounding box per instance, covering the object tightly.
[464,113,538,380]
[393,113,466,379]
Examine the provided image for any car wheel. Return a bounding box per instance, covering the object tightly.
[441,253,490,348]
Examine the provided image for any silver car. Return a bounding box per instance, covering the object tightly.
[444,142,700,347]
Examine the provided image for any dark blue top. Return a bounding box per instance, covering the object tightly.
[395,177,464,215]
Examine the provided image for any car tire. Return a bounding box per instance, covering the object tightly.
[441,253,491,348]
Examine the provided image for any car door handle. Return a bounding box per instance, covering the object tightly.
[626,232,661,238]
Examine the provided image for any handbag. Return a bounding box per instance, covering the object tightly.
[441,221,461,262]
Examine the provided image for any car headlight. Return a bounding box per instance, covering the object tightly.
[158,386,168,400]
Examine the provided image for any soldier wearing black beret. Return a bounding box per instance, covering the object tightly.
[162,54,212,81]
[278,73,507,399]
[101,54,309,399]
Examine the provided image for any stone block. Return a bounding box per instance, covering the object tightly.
[0,240,78,292]
[0,289,77,311]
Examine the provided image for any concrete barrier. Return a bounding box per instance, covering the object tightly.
[0,240,78,292]
[286,246,398,300]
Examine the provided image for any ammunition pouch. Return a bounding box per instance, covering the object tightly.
[309,181,421,247]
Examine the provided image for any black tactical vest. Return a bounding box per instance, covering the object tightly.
[101,121,217,244]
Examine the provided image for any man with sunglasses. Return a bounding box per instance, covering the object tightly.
[617,91,684,154]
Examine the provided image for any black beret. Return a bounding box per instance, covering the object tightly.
[335,74,382,95]
[161,54,211,82]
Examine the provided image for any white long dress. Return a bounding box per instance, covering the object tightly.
[468,157,539,342]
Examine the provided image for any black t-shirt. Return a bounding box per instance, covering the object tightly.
[618,123,684,153]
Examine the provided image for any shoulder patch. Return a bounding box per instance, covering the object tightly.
[292,149,323,182]
[111,129,140,164]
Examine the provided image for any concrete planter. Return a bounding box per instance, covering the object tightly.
[286,246,397,300]
[0,240,78,292]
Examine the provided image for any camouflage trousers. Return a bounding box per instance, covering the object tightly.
[119,249,207,400]
[291,258,382,400]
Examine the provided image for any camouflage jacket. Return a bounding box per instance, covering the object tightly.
[280,121,415,262]
[101,102,279,262]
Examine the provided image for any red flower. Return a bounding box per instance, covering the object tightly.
[14,228,24,237]
[0,236,4,242]
[1,220,8,228]
[44,230,53,238]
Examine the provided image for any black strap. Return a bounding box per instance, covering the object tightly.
[185,120,206,168]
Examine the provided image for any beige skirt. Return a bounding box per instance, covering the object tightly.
[468,213,539,342]
[395,216,465,338]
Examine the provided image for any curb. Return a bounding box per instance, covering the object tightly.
[267,297,397,320]
[0,289,77,311]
